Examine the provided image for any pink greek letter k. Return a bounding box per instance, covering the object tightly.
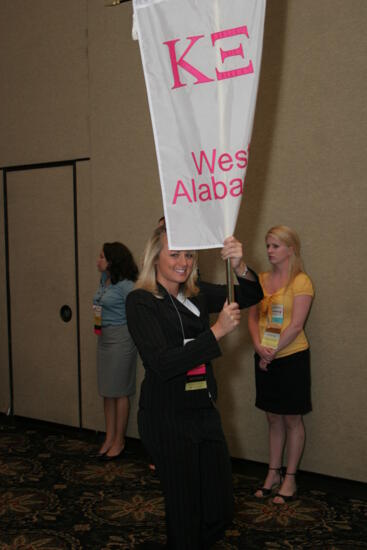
[163,35,214,89]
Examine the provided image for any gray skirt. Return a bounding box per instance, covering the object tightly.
[97,324,137,398]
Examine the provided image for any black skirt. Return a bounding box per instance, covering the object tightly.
[255,349,312,415]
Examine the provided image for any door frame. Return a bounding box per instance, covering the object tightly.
[2,157,89,426]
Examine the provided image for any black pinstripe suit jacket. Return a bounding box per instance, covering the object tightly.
[126,274,263,412]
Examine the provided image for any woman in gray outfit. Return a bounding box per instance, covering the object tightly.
[93,242,138,459]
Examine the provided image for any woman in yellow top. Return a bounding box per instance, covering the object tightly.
[248,225,314,504]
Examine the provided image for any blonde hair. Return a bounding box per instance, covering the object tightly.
[135,224,199,297]
[266,225,304,284]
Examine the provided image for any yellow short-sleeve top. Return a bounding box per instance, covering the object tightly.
[258,272,314,359]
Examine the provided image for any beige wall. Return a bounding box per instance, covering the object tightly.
[201,0,367,481]
[0,0,366,481]
[0,0,90,166]
[0,182,10,414]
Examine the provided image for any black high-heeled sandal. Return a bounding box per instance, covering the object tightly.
[254,467,283,498]
[273,472,298,503]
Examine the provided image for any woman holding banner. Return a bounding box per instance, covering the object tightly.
[248,226,314,504]
[126,223,262,549]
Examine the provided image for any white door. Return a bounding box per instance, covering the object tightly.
[7,165,80,426]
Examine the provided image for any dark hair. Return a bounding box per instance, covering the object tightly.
[103,242,138,284]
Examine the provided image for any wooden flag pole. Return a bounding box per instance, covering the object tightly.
[226,259,234,304]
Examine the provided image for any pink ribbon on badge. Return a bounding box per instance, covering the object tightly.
[187,364,206,376]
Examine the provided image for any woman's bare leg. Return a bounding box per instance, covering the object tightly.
[106,396,130,457]
[99,397,116,454]
[255,412,286,496]
[273,414,304,501]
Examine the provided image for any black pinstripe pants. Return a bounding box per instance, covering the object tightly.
[138,407,234,549]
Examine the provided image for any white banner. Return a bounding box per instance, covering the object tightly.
[133,0,266,249]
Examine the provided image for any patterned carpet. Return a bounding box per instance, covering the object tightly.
[0,418,366,549]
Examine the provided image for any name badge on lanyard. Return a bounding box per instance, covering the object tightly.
[184,338,207,391]
[93,304,102,335]
[261,303,284,349]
